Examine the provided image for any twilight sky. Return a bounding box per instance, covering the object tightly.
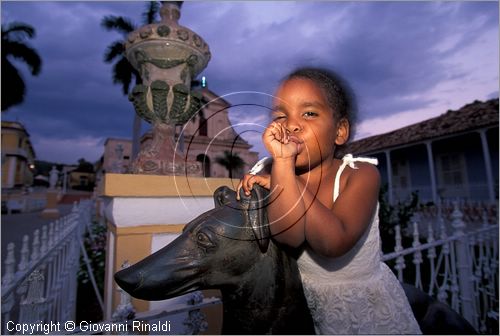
[2,1,498,164]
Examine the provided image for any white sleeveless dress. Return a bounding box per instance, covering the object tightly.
[297,154,421,334]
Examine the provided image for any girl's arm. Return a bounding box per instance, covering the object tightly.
[236,167,307,247]
[261,121,308,247]
[267,157,307,247]
[298,163,380,257]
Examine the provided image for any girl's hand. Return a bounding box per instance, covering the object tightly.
[236,174,271,200]
[263,122,299,159]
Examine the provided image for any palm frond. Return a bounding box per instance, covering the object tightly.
[101,15,135,35]
[113,58,137,95]
[143,1,160,24]
[1,21,35,40]
[215,151,245,178]
[1,59,25,111]
[2,40,42,75]
[103,40,125,63]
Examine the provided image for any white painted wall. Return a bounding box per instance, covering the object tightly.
[104,196,214,227]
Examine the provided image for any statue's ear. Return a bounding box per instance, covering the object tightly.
[213,186,235,207]
[241,185,270,253]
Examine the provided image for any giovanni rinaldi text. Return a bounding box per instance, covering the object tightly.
[6,320,172,334]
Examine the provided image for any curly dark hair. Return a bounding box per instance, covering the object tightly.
[283,67,358,158]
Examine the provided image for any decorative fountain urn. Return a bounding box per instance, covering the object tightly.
[125,1,211,175]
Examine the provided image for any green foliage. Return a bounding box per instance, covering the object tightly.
[2,21,42,111]
[101,1,160,95]
[78,219,107,295]
[215,151,245,179]
[378,184,420,253]
[75,158,95,173]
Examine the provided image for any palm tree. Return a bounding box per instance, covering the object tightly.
[1,21,42,112]
[215,151,246,179]
[101,1,160,160]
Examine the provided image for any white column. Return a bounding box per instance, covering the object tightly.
[478,129,495,202]
[425,141,438,204]
[384,150,394,204]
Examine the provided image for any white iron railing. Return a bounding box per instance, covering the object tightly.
[382,201,498,334]
[1,200,93,335]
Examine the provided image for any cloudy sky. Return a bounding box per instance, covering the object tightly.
[2,1,498,164]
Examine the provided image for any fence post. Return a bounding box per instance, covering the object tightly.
[2,243,16,335]
[18,236,30,272]
[411,215,423,289]
[451,201,477,330]
[394,224,405,281]
[426,221,437,296]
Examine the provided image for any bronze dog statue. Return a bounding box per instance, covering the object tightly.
[115,186,315,334]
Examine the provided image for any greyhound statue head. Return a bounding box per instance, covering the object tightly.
[114,185,315,334]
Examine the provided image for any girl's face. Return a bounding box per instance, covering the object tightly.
[271,77,348,170]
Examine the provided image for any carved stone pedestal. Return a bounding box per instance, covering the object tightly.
[131,123,201,176]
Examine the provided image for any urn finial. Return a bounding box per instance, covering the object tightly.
[125,0,210,176]
[160,1,183,24]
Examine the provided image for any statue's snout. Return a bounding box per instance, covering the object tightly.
[114,267,142,294]
[115,265,161,301]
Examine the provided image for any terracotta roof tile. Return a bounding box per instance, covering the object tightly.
[347,99,499,154]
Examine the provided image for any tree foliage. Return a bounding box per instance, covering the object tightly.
[75,158,95,173]
[1,21,42,111]
[378,184,420,253]
[215,151,245,179]
[101,1,160,95]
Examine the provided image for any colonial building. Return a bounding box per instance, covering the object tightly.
[101,88,259,179]
[347,99,499,204]
[101,138,133,174]
[68,166,96,191]
[175,87,258,178]
[1,121,36,188]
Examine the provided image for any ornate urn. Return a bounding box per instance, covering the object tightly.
[125,1,211,175]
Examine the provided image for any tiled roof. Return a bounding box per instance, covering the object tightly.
[347,98,499,154]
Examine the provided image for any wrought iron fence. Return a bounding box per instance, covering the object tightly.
[382,201,498,334]
[1,200,93,335]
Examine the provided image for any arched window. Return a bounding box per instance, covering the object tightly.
[196,154,211,177]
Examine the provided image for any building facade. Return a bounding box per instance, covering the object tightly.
[101,138,133,174]
[175,88,259,178]
[347,99,498,204]
[1,121,36,188]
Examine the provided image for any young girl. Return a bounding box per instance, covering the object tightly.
[237,67,421,334]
